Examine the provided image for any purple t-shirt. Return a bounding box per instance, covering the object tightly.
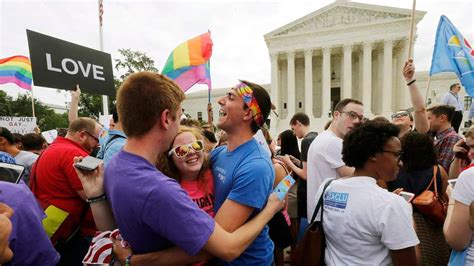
[0,181,59,266]
[105,150,214,255]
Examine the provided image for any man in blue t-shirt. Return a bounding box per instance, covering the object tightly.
[104,73,282,265]
[211,80,275,265]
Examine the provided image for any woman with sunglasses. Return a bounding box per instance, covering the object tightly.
[314,121,419,265]
[156,126,215,217]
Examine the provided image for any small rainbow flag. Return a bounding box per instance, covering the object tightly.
[162,32,212,92]
[0,55,33,91]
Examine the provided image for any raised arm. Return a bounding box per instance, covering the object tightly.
[403,60,429,133]
[68,85,81,124]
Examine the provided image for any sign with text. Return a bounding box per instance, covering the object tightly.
[0,117,37,134]
[26,29,115,96]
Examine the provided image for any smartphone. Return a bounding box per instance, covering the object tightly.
[448,179,458,188]
[399,191,415,203]
[0,162,25,184]
[273,175,296,201]
[74,156,102,172]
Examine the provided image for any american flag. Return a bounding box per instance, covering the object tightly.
[82,230,121,264]
[99,0,104,27]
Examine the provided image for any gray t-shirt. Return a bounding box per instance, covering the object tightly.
[14,150,38,185]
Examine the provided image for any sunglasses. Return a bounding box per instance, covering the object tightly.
[84,131,100,143]
[168,140,204,158]
[391,112,409,119]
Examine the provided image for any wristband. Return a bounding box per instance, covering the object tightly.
[125,254,132,266]
[406,79,416,86]
[86,194,107,203]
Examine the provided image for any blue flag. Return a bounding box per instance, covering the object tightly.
[430,15,474,96]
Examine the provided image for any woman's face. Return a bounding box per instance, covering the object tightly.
[170,132,203,180]
[376,137,403,182]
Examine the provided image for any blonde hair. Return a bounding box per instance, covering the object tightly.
[156,126,211,190]
[466,126,474,139]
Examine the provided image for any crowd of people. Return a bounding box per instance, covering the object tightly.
[1,59,474,266]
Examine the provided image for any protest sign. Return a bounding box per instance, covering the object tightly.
[254,129,272,158]
[26,29,115,96]
[41,129,58,144]
[0,117,37,134]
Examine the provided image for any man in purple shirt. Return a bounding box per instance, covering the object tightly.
[104,72,282,264]
[0,181,59,265]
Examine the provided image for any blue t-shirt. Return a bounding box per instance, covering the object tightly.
[105,150,215,255]
[97,129,127,165]
[0,181,59,266]
[211,138,275,265]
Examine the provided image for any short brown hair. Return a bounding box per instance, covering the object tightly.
[117,72,185,137]
[427,105,455,122]
[290,112,310,126]
[333,98,363,114]
[465,126,474,139]
[68,118,97,134]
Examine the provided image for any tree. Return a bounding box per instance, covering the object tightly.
[78,48,159,118]
[0,92,68,131]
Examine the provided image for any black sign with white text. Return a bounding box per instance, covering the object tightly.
[26,29,115,96]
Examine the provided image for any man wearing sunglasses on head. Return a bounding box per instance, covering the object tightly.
[390,60,430,138]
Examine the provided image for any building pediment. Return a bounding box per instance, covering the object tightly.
[265,1,426,39]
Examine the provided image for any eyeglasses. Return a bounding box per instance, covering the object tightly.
[168,140,204,158]
[84,131,100,143]
[340,111,364,122]
[382,150,403,161]
[391,112,409,119]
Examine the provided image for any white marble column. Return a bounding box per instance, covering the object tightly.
[343,44,352,99]
[270,53,279,114]
[287,51,296,116]
[322,47,331,117]
[362,42,372,115]
[383,39,393,114]
[398,39,409,109]
[304,49,313,117]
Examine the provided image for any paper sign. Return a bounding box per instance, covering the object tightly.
[41,129,58,144]
[0,117,37,134]
[254,129,272,158]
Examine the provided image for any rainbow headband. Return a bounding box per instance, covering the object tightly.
[234,82,264,127]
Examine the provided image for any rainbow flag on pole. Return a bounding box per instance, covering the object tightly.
[430,15,474,96]
[0,55,33,91]
[162,32,212,92]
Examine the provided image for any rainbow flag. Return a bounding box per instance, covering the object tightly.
[0,55,33,91]
[430,15,474,96]
[162,32,212,92]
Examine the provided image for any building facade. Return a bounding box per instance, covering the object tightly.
[182,0,462,135]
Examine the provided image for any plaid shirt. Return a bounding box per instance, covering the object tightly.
[0,151,15,164]
[434,127,462,171]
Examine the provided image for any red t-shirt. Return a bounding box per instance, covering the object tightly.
[180,169,215,217]
[31,137,96,237]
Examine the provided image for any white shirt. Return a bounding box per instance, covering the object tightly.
[307,130,344,220]
[451,167,474,264]
[441,92,463,111]
[315,177,419,265]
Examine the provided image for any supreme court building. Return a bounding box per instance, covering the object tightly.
[182,0,460,135]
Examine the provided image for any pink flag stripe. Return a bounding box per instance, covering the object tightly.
[173,64,211,92]
[0,76,31,90]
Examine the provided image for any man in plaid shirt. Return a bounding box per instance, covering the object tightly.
[427,105,462,171]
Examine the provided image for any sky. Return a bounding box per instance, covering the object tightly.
[1,0,473,109]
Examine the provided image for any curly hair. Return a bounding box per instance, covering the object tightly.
[399,131,437,171]
[342,121,400,168]
[156,126,211,192]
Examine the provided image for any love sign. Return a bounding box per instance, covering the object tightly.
[26,30,115,96]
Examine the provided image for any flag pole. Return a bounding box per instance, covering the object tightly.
[407,0,417,60]
[99,0,109,116]
[31,88,36,117]
[425,75,432,105]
